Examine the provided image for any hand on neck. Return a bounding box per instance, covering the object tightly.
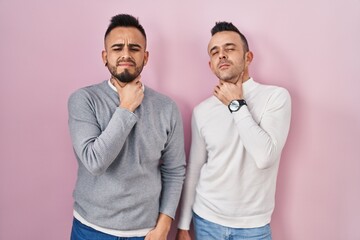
[220,69,250,84]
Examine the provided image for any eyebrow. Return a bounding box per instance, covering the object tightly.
[209,46,219,53]
[111,43,143,49]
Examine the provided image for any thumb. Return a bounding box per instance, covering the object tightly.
[132,75,142,85]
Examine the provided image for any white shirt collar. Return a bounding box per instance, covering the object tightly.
[108,79,145,92]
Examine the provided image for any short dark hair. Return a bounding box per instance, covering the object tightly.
[104,14,147,42]
[211,21,249,52]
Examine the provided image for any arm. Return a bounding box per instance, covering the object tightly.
[145,213,172,240]
[177,112,207,232]
[68,79,144,175]
[158,103,186,221]
[176,229,192,240]
[233,89,291,169]
[214,79,291,169]
[68,89,138,175]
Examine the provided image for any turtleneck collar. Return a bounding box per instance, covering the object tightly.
[242,77,258,96]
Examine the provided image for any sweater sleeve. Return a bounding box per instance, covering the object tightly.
[68,89,138,175]
[158,102,186,219]
[232,88,291,169]
[177,110,207,230]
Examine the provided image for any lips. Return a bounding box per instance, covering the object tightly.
[118,62,135,67]
[219,62,230,69]
[117,58,136,67]
[218,60,231,69]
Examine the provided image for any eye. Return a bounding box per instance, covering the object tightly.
[130,47,140,52]
[211,51,219,56]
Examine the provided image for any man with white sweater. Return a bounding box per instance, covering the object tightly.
[176,21,291,240]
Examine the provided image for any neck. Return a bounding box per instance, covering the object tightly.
[222,72,250,84]
[241,68,250,83]
[241,75,251,83]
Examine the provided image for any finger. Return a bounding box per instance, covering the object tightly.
[214,87,221,97]
[213,89,218,96]
[133,74,142,83]
[220,80,228,86]
[214,85,221,93]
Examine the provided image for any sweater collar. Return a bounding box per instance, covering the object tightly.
[242,77,258,95]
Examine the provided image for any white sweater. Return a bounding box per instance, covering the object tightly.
[178,78,291,229]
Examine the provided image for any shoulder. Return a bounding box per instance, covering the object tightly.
[144,86,178,109]
[255,82,291,102]
[252,83,291,113]
[68,81,107,104]
[193,96,220,116]
[191,96,225,129]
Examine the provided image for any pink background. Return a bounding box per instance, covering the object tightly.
[1,0,359,239]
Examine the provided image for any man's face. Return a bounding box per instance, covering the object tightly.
[102,27,148,83]
[208,31,249,83]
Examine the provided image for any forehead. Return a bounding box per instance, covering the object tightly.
[105,26,146,47]
[208,31,243,52]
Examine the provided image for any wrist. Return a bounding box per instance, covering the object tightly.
[228,99,247,113]
[156,213,172,231]
[119,103,135,112]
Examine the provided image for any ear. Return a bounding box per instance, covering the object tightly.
[102,50,107,66]
[208,60,215,72]
[143,51,149,66]
[244,51,253,68]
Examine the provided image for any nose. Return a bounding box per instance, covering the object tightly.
[121,46,131,59]
[119,49,135,64]
[218,49,227,59]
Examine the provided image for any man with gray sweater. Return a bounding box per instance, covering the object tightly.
[68,14,186,240]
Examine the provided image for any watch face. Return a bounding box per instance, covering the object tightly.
[228,99,247,113]
[229,100,240,111]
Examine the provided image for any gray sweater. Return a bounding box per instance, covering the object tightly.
[68,80,186,231]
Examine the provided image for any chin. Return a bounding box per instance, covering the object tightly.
[220,76,233,81]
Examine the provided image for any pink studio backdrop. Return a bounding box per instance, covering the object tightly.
[1,0,359,239]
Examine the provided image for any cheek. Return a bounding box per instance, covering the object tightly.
[235,58,245,67]
[209,60,217,71]
[135,56,143,63]
[106,54,116,63]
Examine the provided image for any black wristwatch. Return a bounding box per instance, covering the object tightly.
[228,99,247,113]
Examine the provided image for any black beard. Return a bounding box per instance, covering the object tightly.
[116,69,139,83]
[108,61,145,83]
